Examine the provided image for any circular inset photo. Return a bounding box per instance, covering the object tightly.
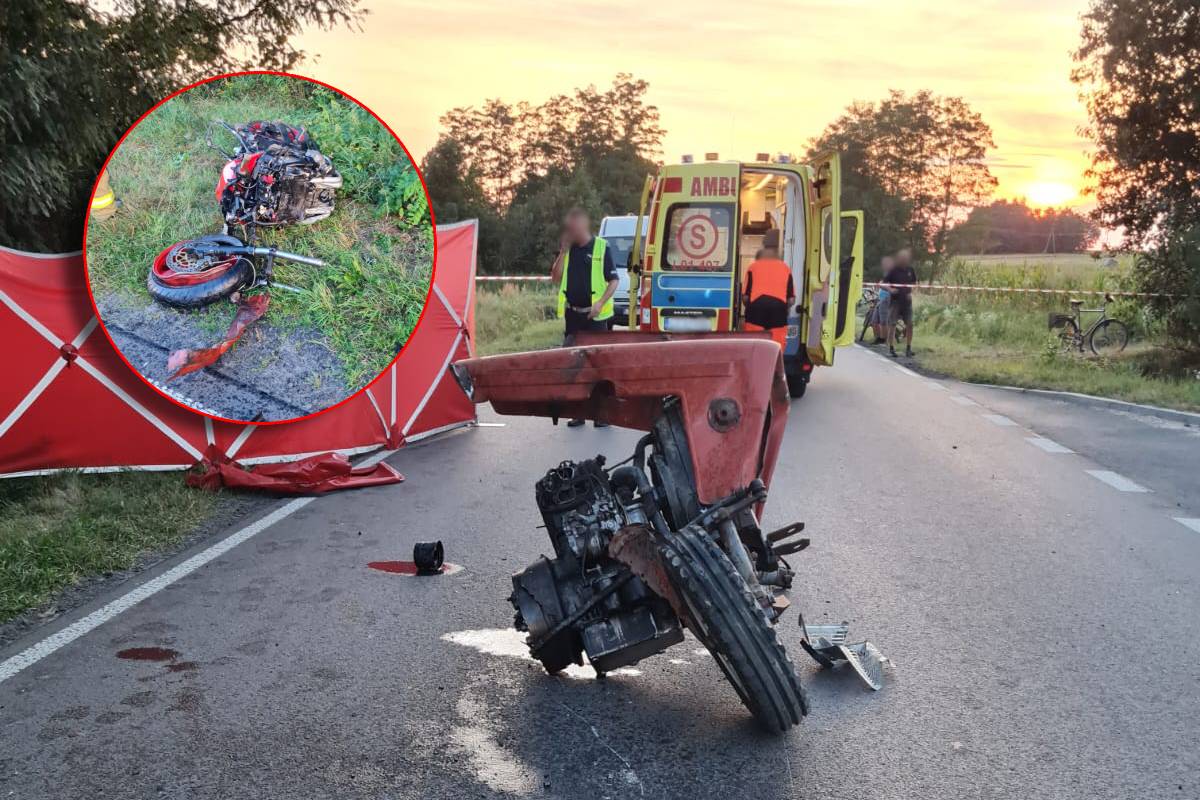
[84,72,434,423]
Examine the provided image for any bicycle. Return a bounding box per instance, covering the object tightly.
[1049,293,1129,356]
[857,287,905,345]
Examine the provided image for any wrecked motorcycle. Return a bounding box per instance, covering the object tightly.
[453,338,816,732]
[209,120,342,231]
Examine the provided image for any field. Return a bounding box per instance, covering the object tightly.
[870,253,1200,411]
[85,74,432,390]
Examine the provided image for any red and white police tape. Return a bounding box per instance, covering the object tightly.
[473,275,1180,298]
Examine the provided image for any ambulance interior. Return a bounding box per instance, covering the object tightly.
[738,171,805,290]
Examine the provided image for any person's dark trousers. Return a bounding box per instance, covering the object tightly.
[563,309,609,427]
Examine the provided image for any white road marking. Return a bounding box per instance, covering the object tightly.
[451,692,542,796]
[442,628,641,679]
[0,498,314,684]
[982,414,1018,427]
[924,381,948,391]
[949,395,979,407]
[1086,470,1150,493]
[1173,518,1200,533]
[1025,436,1074,454]
[893,364,919,377]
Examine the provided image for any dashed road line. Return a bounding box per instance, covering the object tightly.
[982,413,1018,427]
[924,381,948,391]
[1086,470,1150,493]
[949,394,978,407]
[1025,436,1074,454]
[1173,518,1200,534]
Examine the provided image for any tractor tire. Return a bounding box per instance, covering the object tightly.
[786,373,808,399]
[659,524,807,733]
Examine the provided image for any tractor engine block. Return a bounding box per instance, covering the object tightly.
[509,458,683,674]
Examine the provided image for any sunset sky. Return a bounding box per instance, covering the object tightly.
[298,0,1095,210]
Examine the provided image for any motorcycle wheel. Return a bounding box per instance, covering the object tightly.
[659,524,807,733]
[147,236,255,309]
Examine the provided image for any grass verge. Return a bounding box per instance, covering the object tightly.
[0,473,216,623]
[86,74,432,390]
[475,284,561,355]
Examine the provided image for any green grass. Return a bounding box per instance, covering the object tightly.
[475,284,561,355]
[0,472,216,623]
[86,74,432,390]
[872,255,1200,411]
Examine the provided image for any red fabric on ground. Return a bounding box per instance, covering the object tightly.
[167,293,270,378]
[186,451,403,494]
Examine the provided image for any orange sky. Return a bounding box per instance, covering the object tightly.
[296,0,1095,210]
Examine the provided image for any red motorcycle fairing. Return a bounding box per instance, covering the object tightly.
[453,338,789,507]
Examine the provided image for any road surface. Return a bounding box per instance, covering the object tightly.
[2,346,1198,799]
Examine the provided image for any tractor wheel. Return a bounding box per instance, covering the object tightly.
[659,524,807,733]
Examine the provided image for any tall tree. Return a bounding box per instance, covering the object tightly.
[1073,0,1200,338]
[810,90,997,267]
[430,74,664,274]
[0,0,362,251]
[947,200,1100,255]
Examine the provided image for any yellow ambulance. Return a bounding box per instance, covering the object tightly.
[630,153,863,397]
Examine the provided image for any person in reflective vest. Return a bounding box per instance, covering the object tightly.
[742,229,795,348]
[551,206,618,427]
[90,168,119,221]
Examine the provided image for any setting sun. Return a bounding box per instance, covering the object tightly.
[1022,181,1080,209]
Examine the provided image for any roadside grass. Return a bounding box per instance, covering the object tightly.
[85,73,432,390]
[870,255,1200,411]
[475,284,561,355]
[0,473,215,623]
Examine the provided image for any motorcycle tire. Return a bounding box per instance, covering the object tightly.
[147,236,255,309]
[659,524,807,733]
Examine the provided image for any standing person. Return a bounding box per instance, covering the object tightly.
[742,229,795,348]
[551,206,619,428]
[872,255,895,344]
[884,248,918,357]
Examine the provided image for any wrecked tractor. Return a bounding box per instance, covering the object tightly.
[452,338,815,732]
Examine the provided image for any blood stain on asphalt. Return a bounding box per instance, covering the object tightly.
[368,561,461,576]
[116,647,179,662]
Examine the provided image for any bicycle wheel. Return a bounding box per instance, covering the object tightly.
[859,306,875,342]
[1089,319,1129,356]
[1058,320,1081,352]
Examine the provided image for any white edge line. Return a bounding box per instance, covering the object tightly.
[0,497,315,684]
[966,381,1200,422]
[1173,518,1200,533]
[893,364,918,377]
[982,413,1018,427]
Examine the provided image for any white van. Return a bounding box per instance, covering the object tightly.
[598,214,648,327]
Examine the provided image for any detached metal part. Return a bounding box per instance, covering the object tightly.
[801,622,891,691]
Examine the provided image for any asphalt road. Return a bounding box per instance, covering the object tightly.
[2,345,1198,799]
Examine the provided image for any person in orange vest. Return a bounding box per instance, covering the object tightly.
[742,229,795,348]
